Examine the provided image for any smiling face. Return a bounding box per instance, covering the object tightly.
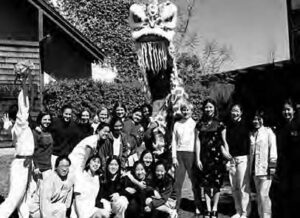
[181,105,191,120]
[132,111,142,123]
[88,157,101,174]
[81,111,90,124]
[155,164,166,180]
[98,126,110,140]
[116,106,126,119]
[204,102,215,118]
[113,120,123,136]
[231,105,242,122]
[108,159,119,175]
[99,109,108,123]
[134,163,146,181]
[142,152,153,167]
[56,159,70,178]
[282,103,295,122]
[40,114,51,130]
[252,116,263,129]
[62,108,72,123]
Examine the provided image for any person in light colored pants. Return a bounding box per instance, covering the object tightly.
[229,155,251,217]
[253,176,272,218]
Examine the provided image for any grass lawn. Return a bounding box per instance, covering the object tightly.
[0,151,237,218]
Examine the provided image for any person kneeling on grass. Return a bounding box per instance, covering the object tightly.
[94,156,128,218]
[144,161,177,218]
[29,156,74,218]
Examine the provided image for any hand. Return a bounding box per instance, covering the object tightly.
[2,113,12,130]
[138,181,147,189]
[172,157,179,168]
[153,190,161,199]
[125,187,136,194]
[33,168,41,176]
[221,146,232,160]
[110,193,120,202]
[269,168,276,177]
[145,197,152,205]
[196,159,203,171]
[144,206,151,212]
[35,126,42,133]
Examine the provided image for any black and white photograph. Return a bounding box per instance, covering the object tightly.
[0,0,299,217]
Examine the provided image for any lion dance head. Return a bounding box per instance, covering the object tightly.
[129,0,190,155]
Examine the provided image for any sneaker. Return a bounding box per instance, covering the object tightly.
[240,216,248,218]
[169,209,178,218]
[231,214,241,218]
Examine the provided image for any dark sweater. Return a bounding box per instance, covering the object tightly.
[226,119,250,157]
[77,122,93,140]
[32,129,53,172]
[123,119,144,148]
[50,117,82,156]
[150,174,176,208]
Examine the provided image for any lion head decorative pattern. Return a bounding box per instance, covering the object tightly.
[129,0,190,154]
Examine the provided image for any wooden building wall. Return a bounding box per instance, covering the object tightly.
[0,42,41,143]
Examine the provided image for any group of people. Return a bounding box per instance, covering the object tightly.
[1,92,299,218]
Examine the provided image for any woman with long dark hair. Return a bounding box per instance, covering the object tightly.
[225,104,251,218]
[71,155,104,218]
[95,156,128,218]
[76,108,93,140]
[196,98,230,218]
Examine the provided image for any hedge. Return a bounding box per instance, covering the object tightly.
[43,78,234,120]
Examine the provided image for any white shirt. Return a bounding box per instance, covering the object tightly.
[171,117,198,158]
[69,134,99,173]
[12,90,34,156]
[71,171,100,218]
[113,135,121,156]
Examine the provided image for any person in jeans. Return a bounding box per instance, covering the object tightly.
[226,104,251,218]
[171,103,201,214]
[249,110,277,218]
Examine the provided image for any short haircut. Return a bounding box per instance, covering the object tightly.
[61,104,72,114]
[96,122,110,133]
[55,155,71,168]
[36,111,52,126]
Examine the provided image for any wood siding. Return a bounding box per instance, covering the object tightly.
[0,42,42,144]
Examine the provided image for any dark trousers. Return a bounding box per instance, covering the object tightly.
[174,151,202,210]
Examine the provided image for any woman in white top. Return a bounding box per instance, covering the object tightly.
[171,103,201,213]
[71,155,109,218]
[249,110,277,218]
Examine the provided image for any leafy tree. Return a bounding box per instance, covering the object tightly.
[55,0,140,82]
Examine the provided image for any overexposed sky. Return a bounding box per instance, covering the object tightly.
[174,0,290,72]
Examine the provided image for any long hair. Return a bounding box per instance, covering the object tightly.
[112,102,127,119]
[131,161,146,181]
[201,98,218,121]
[139,149,155,173]
[84,154,102,175]
[105,155,121,182]
[36,111,52,130]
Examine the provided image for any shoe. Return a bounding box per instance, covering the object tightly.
[169,209,178,218]
[240,216,248,218]
[211,210,218,218]
[231,214,241,218]
[195,208,201,215]
[204,210,210,218]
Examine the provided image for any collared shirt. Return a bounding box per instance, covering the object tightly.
[249,126,277,176]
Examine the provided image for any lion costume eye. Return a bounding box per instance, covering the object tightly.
[164,15,174,23]
[132,13,142,23]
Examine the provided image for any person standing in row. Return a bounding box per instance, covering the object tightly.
[249,110,277,218]
[50,105,82,168]
[226,104,251,218]
[196,99,230,218]
[171,103,201,214]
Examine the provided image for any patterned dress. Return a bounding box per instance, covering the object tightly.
[197,119,227,192]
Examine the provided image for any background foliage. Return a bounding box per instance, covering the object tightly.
[43,0,236,120]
